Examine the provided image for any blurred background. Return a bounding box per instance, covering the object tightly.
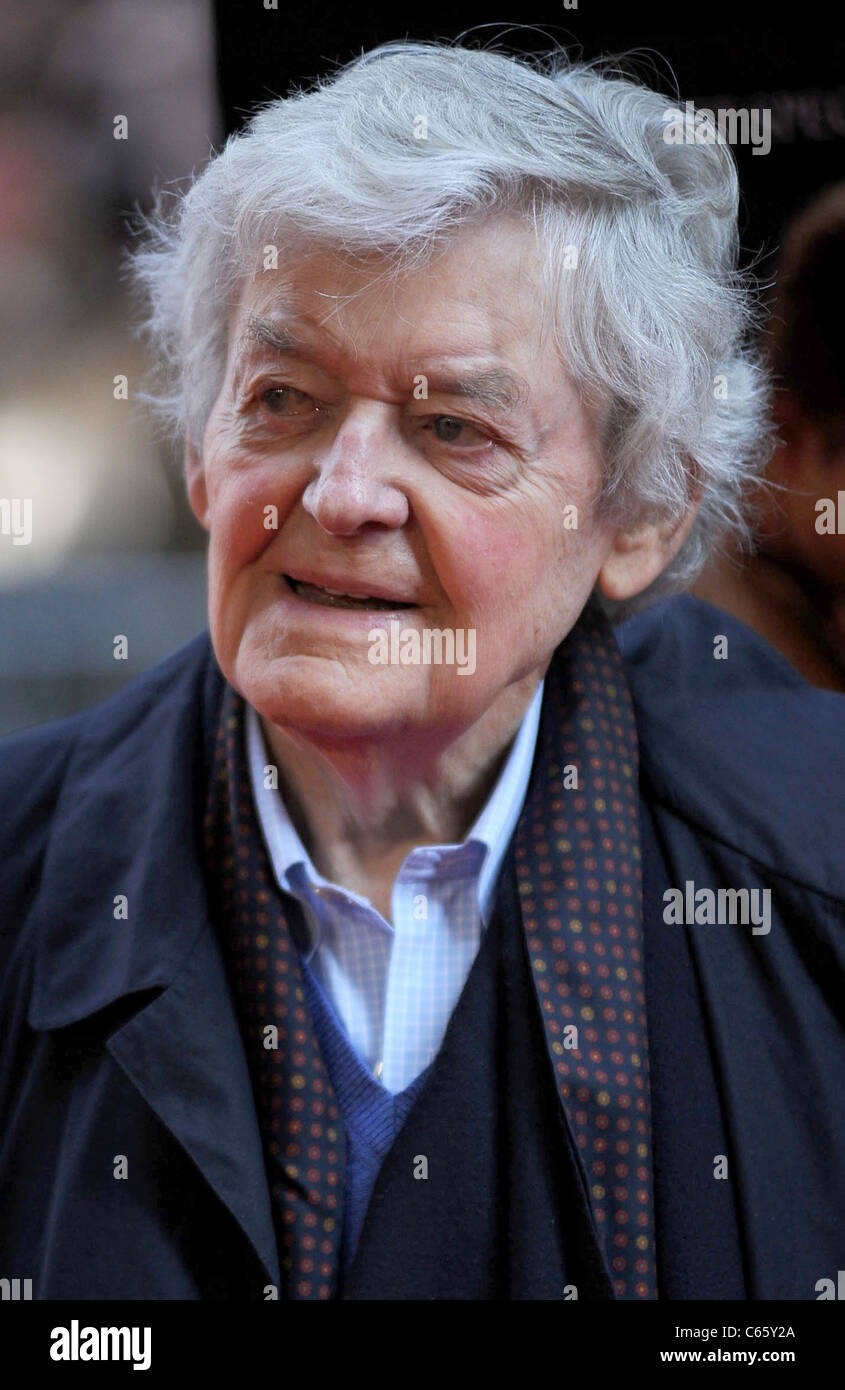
[2,0,844,731]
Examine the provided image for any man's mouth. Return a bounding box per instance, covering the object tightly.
[283,575,416,612]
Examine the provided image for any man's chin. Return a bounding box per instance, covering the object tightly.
[240,659,440,742]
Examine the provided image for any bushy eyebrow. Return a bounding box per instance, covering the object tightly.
[423,367,529,413]
[240,313,530,414]
[241,314,302,356]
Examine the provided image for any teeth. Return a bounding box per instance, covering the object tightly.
[288,578,408,611]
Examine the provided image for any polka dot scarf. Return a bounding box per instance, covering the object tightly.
[514,599,657,1298]
[204,684,345,1300]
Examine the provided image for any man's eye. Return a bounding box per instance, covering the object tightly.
[428,416,491,447]
[261,386,314,415]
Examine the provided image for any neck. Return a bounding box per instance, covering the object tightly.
[258,669,545,901]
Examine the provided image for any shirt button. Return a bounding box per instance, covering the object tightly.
[373,1060,384,1080]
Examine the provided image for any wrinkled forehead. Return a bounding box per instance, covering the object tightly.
[226,214,557,369]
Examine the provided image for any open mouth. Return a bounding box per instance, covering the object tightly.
[283,575,416,612]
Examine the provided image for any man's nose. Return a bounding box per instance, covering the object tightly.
[301,406,410,536]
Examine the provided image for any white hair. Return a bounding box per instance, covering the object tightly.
[129,39,775,617]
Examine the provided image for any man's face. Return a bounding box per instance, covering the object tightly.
[191,217,621,743]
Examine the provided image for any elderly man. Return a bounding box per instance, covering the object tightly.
[1,41,843,1304]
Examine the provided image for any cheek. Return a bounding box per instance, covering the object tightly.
[428,494,591,624]
[205,456,287,577]
[419,510,514,622]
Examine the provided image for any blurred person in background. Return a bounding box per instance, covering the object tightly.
[694,182,845,690]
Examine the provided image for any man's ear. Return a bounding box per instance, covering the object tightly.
[597,503,699,603]
[185,437,210,532]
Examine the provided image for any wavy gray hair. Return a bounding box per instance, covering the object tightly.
[129,39,774,618]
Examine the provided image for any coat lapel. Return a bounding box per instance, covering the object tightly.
[25,634,280,1290]
[104,921,281,1290]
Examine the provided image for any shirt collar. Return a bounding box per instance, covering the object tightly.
[466,678,543,921]
[246,677,544,934]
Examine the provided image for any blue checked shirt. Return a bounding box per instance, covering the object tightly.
[246,681,544,1094]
